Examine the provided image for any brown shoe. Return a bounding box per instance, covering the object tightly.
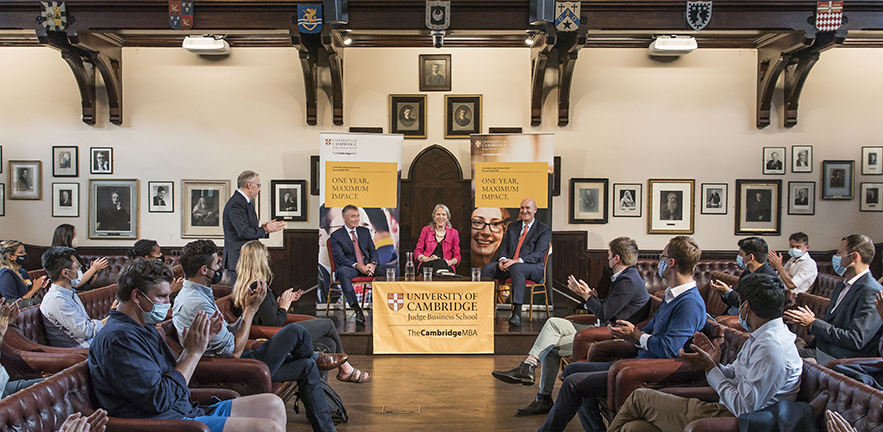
[316,353,349,370]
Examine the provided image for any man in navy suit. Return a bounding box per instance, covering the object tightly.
[785,234,883,365]
[222,170,285,286]
[329,204,394,324]
[481,198,552,327]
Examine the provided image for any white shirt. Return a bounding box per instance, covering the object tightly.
[236,189,251,204]
[783,252,818,294]
[706,318,803,416]
[832,268,871,312]
[639,281,696,349]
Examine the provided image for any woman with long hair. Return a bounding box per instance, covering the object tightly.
[0,240,47,302]
[232,240,370,383]
[50,224,108,292]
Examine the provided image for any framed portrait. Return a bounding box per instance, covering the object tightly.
[182,179,230,238]
[862,146,883,175]
[90,147,113,174]
[792,145,813,173]
[52,182,79,217]
[860,183,883,212]
[271,179,307,221]
[148,181,174,213]
[735,179,781,235]
[389,94,427,139]
[647,179,694,234]
[89,179,138,239]
[787,181,815,215]
[700,183,728,215]
[763,147,786,175]
[821,160,854,200]
[52,146,78,177]
[0,146,3,173]
[612,183,642,217]
[8,160,41,200]
[310,155,320,196]
[0,184,4,216]
[445,94,482,138]
[419,54,451,92]
[569,178,608,224]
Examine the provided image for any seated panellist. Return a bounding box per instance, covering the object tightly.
[40,247,113,348]
[491,236,650,416]
[607,273,803,432]
[537,235,707,432]
[89,259,288,432]
[711,236,779,315]
[785,234,883,366]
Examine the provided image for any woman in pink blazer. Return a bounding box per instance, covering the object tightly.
[414,204,461,272]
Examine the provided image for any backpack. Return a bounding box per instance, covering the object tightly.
[293,379,348,424]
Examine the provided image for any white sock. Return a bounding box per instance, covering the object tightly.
[524,357,538,367]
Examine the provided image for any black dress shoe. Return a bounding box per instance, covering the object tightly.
[354,309,366,324]
[491,362,535,385]
[515,394,553,416]
[508,314,522,327]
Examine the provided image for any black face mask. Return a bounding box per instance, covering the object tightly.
[14,255,28,266]
[207,267,223,285]
[156,255,165,264]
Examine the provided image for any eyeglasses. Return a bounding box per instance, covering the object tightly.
[659,254,671,260]
[249,181,262,188]
[472,219,504,233]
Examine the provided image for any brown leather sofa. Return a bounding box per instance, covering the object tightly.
[0,360,239,432]
[810,271,842,298]
[684,361,883,432]
[633,260,742,295]
[568,295,662,363]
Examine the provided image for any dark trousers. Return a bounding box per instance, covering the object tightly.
[538,361,614,432]
[481,261,544,306]
[3,377,44,397]
[241,323,334,432]
[336,263,394,308]
[298,317,344,381]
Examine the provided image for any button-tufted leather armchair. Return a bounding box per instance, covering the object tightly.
[633,260,743,295]
[567,295,662,363]
[810,272,842,299]
[0,360,239,432]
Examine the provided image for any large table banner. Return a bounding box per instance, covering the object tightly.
[372,281,494,354]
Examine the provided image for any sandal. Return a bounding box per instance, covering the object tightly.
[337,368,371,383]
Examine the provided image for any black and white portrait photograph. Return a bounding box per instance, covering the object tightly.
[419,54,451,92]
[0,184,5,216]
[788,181,815,215]
[860,183,883,212]
[148,181,174,213]
[701,183,727,215]
[612,183,641,217]
[862,146,882,175]
[52,182,79,217]
[648,179,694,234]
[763,147,786,175]
[182,179,229,238]
[90,147,113,174]
[736,179,781,235]
[445,95,482,138]
[8,160,41,200]
[271,179,307,221]
[52,146,78,177]
[389,94,427,139]
[792,145,812,173]
[822,160,854,199]
[569,178,608,224]
[89,179,137,239]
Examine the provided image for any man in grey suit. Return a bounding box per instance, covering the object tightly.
[222,170,285,286]
[481,198,551,327]
[785,234,883,365]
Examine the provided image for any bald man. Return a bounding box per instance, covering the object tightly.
[481,198,551,326]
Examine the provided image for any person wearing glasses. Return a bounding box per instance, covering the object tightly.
[222,170,286,287]
[470,207,511,269]
[414,204,461,274]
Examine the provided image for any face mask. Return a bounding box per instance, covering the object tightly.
[156,255,165,264]
[832,255,849,276]
[739,301,754,332]
[71,237,79,248]
[736,255,746,269]
[14,255,28,266]
[206,267,223,285]
[657,259,669,278]
[138,291,171,324]
[788,248,804,259]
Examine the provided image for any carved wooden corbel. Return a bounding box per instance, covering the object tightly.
[322,32,344,126]
[756,32,813,129]
[556,31,586,126]
[292,31,320,125]
[782,30,845,127]
[529,31,552,127]
[529,27,586,127]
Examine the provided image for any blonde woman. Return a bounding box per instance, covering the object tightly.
[232,240,370,383]
[414,204,461,273]
[0,240,48,303]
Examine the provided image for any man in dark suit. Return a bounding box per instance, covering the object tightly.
[329,204,393,324]
[222,170,285,286]
[481,198,552,326]
[767,151,783,170]
[711,236,780,315]
[785,234,883,366]
[152,186,166,206]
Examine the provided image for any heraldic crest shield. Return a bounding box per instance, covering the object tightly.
[388,293,405,312]
[686,1,712,31]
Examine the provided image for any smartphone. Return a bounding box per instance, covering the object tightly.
[249,281,259,290]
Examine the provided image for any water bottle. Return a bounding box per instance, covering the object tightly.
[404,252,416,281]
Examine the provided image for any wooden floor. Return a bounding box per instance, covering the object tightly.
[284,355,585,431]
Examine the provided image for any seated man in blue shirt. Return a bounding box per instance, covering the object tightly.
[537,236,708,432]
[89,259,288,432]
[608,273,803,432]
[40,247,111,347]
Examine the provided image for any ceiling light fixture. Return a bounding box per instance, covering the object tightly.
[648,35,697,56]
[182,35,230,55]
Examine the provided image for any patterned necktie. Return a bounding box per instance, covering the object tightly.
[513,223,529,261]
[351,230,365,266]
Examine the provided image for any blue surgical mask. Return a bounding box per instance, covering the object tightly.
[832,255,848,276]
[736,255,746,268]
[657,259,669,278]
[788,248,804,259]
[738,301,754,332]
[139,291,171,324]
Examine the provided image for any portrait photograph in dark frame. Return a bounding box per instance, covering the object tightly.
[735,179,781,235]
[569,178,608,224]
[792,145,813,173]
[763,147,786,175]
[860,182,883,212]
[700,183,728,215]
[90,147,113,174]
[148,181,174,213]
[419,54,451,92]
[89,179,138,239]
[822,160,854,200]
[787,181,815,216]
[389,94,427,139]
[52,146,78,177]
[612,183,642,217]
[862,146,882,175]
[445,94,482,138]
[271,179,307,222]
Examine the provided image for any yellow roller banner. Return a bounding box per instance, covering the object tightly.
[474,162,549,208]
[372,281,495,354]
[323,161,399,208]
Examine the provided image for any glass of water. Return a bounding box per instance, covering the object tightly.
[422,267,432,281]
[471,267,481,281]
[386,267,396,281]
